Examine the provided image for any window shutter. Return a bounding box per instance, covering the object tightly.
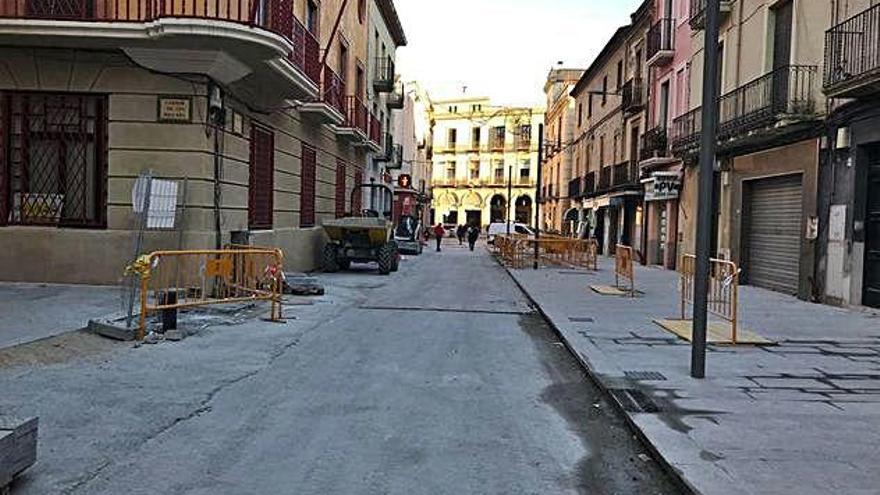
[249,124,274,229]
[300,143,317,227]
[352,168,363,213]
[335,159,346,218]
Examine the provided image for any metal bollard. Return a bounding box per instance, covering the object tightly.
[158,290,178,332]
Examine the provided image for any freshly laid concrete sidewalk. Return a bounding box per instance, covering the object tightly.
[506,258,880,495]
[0,283,119,350]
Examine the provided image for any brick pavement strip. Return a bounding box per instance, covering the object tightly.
[504,257,880,495]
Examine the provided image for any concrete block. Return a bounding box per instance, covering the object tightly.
[88,318,136,341]
[0,416,38,489]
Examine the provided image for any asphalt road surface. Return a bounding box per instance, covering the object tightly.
[1,239,682,494]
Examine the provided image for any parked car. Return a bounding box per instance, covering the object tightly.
[487,222,535,244]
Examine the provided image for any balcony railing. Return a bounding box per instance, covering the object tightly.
[0,0,322,86]
[670,107,702,154]
[321,64,345,116]
[717,65,818,140]
[647,17,675,65]
[621,77,645,114]
[489,139,505,151]
[387,81,404,109]
[824,4,880,98]
[373,56,395,92]
[640,126,669,162]
[689,0,732,30]
[598,166,611,192]
[583,172,596,197]
[568,177,582,198]
[514,138,532,151]
[612,160,639,188]
[344,95,368,135]
[517,177,534,186]
[369,113,382,145]
[375,133,393,162]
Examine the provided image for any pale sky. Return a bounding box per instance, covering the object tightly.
[394,0,644,107]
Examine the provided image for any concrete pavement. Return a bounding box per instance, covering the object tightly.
[0,238,682,494]
[504,252,880,495]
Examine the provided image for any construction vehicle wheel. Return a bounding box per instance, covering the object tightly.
[377,243,394,275]
[339,257,351,270]
[322,244,340,273]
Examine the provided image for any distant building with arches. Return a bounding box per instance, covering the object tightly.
[429,96,544,228]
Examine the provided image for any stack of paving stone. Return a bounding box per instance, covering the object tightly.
[0,416,37,491]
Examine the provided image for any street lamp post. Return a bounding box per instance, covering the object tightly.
[692,0,722,379]
[507,165,513,235]
[534,123,544,269]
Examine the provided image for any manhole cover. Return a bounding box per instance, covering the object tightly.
[624,370,667,381]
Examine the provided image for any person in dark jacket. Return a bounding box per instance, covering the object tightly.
[456,224,466,245]
[466,223,480,251]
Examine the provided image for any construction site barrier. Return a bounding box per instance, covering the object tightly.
[134,248,284,340]
[614,244,635,296]
[493,235,598,270]
[679,254,741,343]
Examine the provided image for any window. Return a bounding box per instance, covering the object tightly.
[448,105,457,113]
[616,60,623,90]
[471,104,481,112]
[300,143,316,227]
[577,103,583,127]
[469,160,479,180]
[445,161,456,180]
[602,76,608,105]
[493,160,505,181]
[306,0,319,35]
[249,124,274,230]
[599,135,605,165]
[335,159,346,218]
[1,92,108,228]
[659,80,671,127]
[358,0,366,23]
[587,94,593,117]
[338,43,348,86]
[355,63,365,99]
[447,128,457,147]
[491,126,505,149]
[352,168,363,212]
[472,127,481,148]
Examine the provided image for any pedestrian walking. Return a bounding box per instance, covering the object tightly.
[466,223,480,251]
[433,223,445,252]
[456,224,466,246]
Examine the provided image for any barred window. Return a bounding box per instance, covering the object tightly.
[248,124,274,230]
[1,92,107,228]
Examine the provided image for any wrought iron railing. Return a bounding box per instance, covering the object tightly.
[344,95,368,134]
[611,160,639,187]
[321,64,345,116]
[0,0,321,85]
[647,17,674,63]
[717,65,817,139]
[640,125,669,161]
[824,4,880,96]
[583,172,596,196]
[373,56,395,91]
[369,113,382,145]
[568,177,582,198]
[622,77,645,114]
[387,81,405,109]
[670,107,702,153]
[514,138,532,151]
[598,166,611,192]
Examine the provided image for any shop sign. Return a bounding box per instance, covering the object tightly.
[644,172,681,201]
[158,96,192,122]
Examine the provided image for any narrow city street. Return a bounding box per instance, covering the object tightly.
[0,240,681,495]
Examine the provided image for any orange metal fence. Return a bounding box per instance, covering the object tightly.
[679,254,741,343]
[614,244,635,296]
[493,235,598,270]
[133,248,284,339]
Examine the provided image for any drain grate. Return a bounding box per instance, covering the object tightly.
[624,370,667,381]
[557,270,592,275]
[608,388,661,413]
[568,316,595,323]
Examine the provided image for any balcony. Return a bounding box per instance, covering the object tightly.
[689,0,732,30]
[0,0,321,101]
[373,56,395,93]
[646,18,675,67]
[568,177,582,199]
[717,65,818,143]
[621,77,645,115]
[583,172,596,197]
[389,144,403,169]
[387,81,405,109]
[670,107,702,158]
[514,138,532,151]
[489,139,505,152]
[639,126,670,162]
[334,95,368,141]
[366,113,383,152]
[824,4,880,98]
[598,166,611,192]
[612,160,640,189]
[374,133,394,162]
[300,64,346,125]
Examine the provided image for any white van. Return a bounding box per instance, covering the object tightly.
[487,222,535,244]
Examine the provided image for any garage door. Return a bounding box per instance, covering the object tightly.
[743,174,803,294]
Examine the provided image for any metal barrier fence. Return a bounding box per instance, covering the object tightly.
[614,244,635,296]
[493,235,598,270]
[134,248,284,339]
[679,254,740,343]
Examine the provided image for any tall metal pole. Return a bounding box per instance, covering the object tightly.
[534,123,544,269]
[692,0,722,379]
[507,165,513,235]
